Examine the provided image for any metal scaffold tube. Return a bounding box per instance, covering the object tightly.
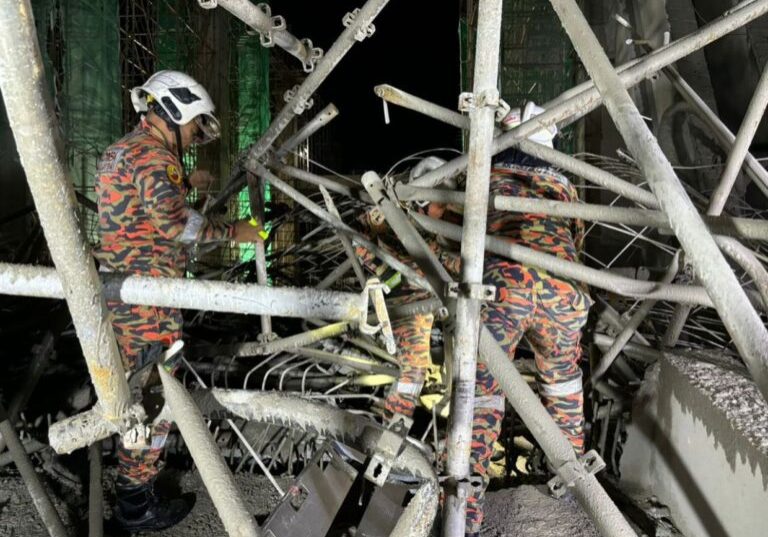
[275,103,339,160]
[208,0,321,71]
[158,367,261,537]
[410,0,768,190]
[443,0,503,535]
[0,0,141,439]
[412,212,720,307]
[478,329,638,537]
[250,162,435,293]
[0,405,68,537]
[0,263,365,321]
[88,442,103,537]
[378,84,658,207]
[708,62,768,214]
[397,184,768,241]
[211,0,390,210]
[548,0,768,403]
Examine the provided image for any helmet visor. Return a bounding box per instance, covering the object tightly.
[193,113,221,145]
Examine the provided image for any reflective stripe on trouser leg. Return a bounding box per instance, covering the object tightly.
[385,314,433,417]
[527,283,590,455]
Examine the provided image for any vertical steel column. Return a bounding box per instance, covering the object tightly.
[548,0,768,403]
[245,174,273,337]
[0,2,134,422]
[443,1,503,535]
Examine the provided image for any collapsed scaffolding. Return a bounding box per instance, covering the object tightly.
[1,0,768,536]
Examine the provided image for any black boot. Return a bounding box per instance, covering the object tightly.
[114,477,193,533]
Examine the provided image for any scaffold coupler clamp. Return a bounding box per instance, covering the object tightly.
[300,38,325,73]
[364,412,414,487]
[197,0,217,9]
[547,450,606,498]
[446,281,497,302]
[359,278,397,355]
[458,88,503,114]
[439,474,484,503]
[254,3,286,48]
[284,84,314,115]
[343,8,377,42]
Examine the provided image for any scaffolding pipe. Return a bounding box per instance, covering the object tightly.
[410,0,768,189]
[250,162,435,293]
[443,1,503,535]
[362,172,453,299]
[715,235,768,308]
[294,347,398,376]
[0,263,365,321]
[158,367,260,537]
[662,64,768,200]
[593,333,663,363]
[589,254,680,385]
[318,258,353,289]
[211,0,390,209]
[396,185,768,241]
[275,103,339,160]
[212,0,319,71]
[412,212,717,306]
[0,405,68,537]
[222,322,352,356]
[708,63,768,213]
[246,0,388,163]
[548,0,768,404]
[0,332,55,452]
[88,442,103,537]
[378,85,658,207]
[271,162,367,200]
[245,174,273,336]
[319,186,367,288]
[192,389,436,480]
[478,328,637,537]
[0,1,140,436]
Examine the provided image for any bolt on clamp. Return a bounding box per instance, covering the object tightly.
[197,0,217,9]
[458,89,505,116]
[359,278,397,355]
[343,8,377,41]
[446,282,496,301]
[547,449,606,498]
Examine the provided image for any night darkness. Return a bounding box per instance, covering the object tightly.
[273,1,463,174]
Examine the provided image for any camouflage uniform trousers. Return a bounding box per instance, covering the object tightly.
[110,301,182,485]
[384,313,434,418]
[465,263,591,534]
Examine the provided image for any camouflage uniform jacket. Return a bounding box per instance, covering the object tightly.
[94,118,233,278]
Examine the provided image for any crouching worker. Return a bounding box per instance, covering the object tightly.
[94,70,264,532]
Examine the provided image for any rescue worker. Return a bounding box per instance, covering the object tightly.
[94,70,265,531]
[428,102,592,536]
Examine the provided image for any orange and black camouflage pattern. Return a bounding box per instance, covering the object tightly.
[435,164,592,533]
[95,119,232,485]
[355,208,436,418]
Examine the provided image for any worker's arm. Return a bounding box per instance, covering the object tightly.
[135,156,235,244]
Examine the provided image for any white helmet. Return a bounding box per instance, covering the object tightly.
[130,70,221,145]
[500,101,557,148]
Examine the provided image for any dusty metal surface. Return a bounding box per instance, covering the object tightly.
[3,1,768,536]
